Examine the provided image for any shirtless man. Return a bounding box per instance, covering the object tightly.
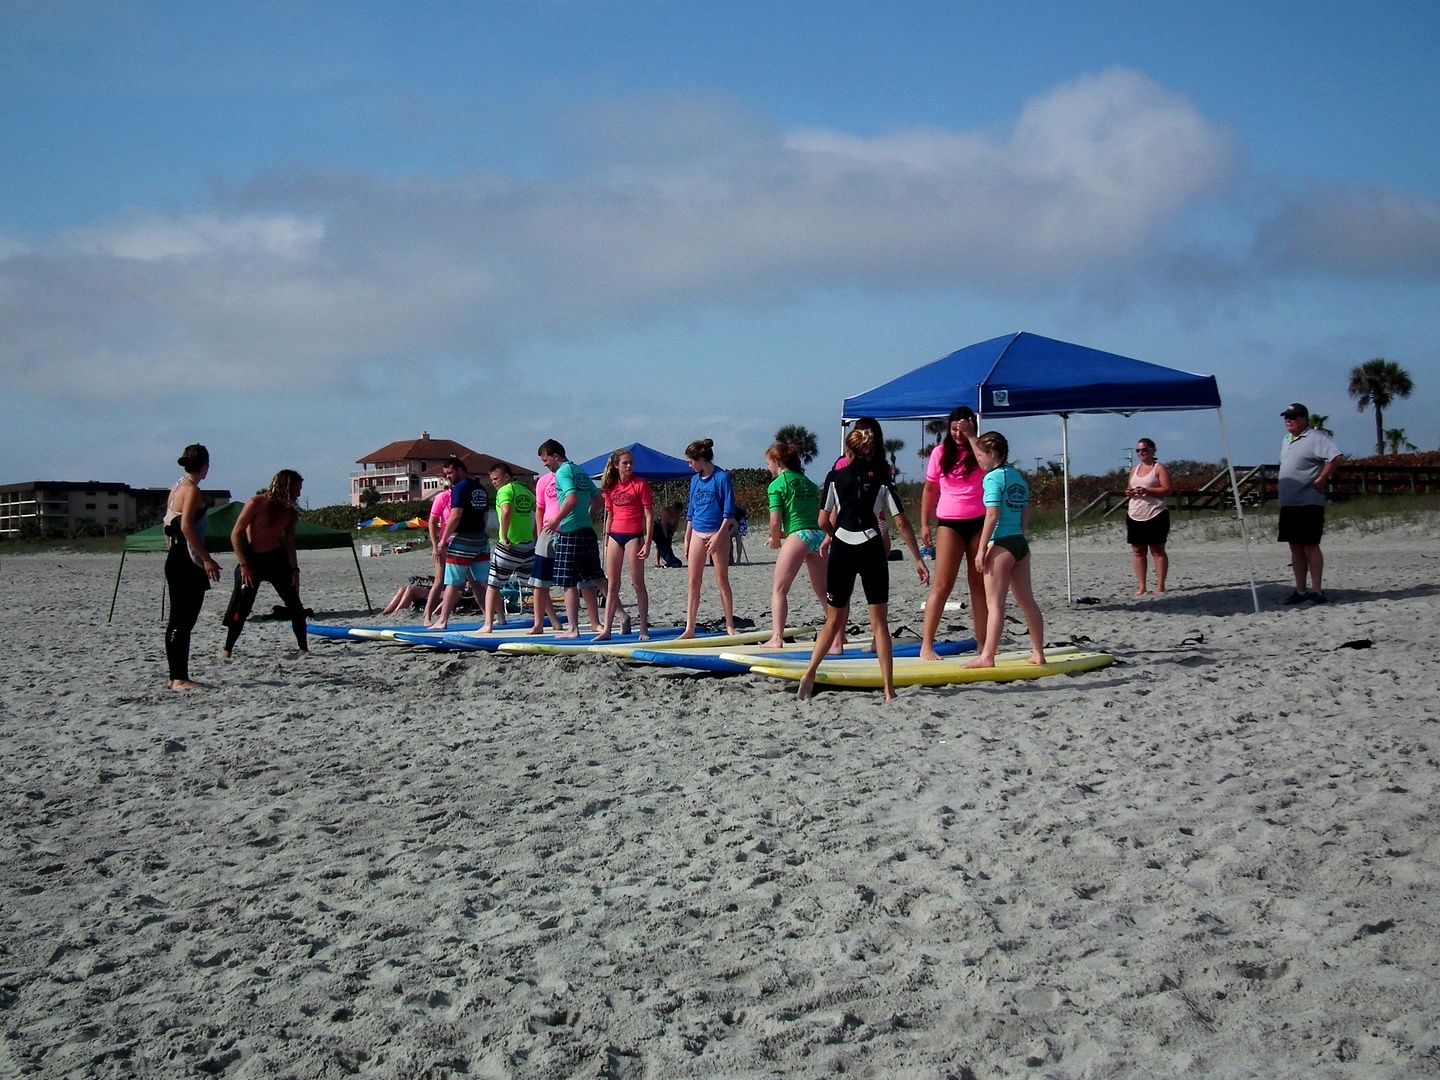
[221,469,309,660]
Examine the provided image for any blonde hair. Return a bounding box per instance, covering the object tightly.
[267,469,303,507]
[845,426,877,462]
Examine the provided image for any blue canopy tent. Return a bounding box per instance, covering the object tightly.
[577,442,695,481]
[844,332,1257,610]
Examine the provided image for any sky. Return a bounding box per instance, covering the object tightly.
[3,0,1438,506]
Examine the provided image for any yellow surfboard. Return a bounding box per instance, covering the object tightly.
[747,648,1114,688]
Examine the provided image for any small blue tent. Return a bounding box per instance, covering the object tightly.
[843,331,1220,420]
[843,332,1256,610]
[577,442,694,481]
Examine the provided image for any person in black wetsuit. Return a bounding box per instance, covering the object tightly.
[796,423,929,703]
[221,470,309,660]
[163,444,223,690]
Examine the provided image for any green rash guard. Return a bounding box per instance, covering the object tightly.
[495,482,536,545]
[767,469,821,536]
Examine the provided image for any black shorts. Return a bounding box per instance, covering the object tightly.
[938,516,987,543]
[1278,505,1325,546]
[825,536,889,609]
[1126,510,1171,547]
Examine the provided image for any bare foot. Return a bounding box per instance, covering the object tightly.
[759,638,786,649]
[882,688,897,703]
[677,630,696,640]
[593,630,612,642]
[796,675,816,701]
[526,626,544,636]
[918,647,942,661]
[168,679,205,691]
[428,623,448,632]
[1133,589,1148,597]
[621,616,633,635]
[964,655,996,669]
[1027,651,1046,665]
[1154,588,1166,595]
[220,649,233,661]
[637,631,650,641]
[298,650,311,659]
[554,632,581,640]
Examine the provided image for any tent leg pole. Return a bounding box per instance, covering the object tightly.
[1062,415,1072,605]
[352,543,374,614]
[108,550,126,623]
[1217,408,1261,613]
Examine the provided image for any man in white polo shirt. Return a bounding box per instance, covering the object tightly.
[1277,402,1344,605]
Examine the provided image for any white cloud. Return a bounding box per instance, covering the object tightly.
[0,70,1238,401]
[65,212,325,261]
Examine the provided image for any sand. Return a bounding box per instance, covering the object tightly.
[3,516,1438,1078]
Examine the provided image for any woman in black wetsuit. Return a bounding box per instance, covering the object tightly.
[163,444,222,690]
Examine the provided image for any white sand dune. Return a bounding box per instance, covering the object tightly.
[3,518,1437,1077]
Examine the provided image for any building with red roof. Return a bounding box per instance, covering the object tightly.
[350,432,536,506]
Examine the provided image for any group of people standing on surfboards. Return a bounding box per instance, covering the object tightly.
[160,416,1049,700]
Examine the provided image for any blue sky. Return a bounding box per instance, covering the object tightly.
[3,1,1437,505]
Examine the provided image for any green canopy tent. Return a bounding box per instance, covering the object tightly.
[108,501,373,621]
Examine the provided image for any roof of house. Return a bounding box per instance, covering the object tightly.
[356,434,536,480]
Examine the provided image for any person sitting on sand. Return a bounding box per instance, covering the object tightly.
[796,424,929,703]
[221,469,308,661]
[381,574,435,616]
[965,432,1045,670]
[651,502,684,568]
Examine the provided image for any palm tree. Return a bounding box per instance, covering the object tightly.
[1308,413,1334,437]
[1384,428,1416,454]
[773,424,819,466]
[883,437,905,474]
[1348,357,1414,455]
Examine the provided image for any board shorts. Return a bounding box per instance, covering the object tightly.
[1126,510,1171,547]
[988,534,1030,561]
[527,531,555,590]
[792,528,825,554]
[1278,505,1325,546]
[825,535,889,609]
[552,529,605,589]
[486,541,535,589]
[444,534,490,587]
[938,516,987,543]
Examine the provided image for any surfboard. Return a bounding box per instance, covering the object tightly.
[747,648,1114,688]
[630,637,975,673]
[497,628,779,656]
[309,620,501,641]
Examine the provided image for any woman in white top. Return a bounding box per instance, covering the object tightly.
[1124,438,1173,596]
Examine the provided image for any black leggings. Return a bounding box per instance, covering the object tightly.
[165,546,210,682]
[222,549,307,653]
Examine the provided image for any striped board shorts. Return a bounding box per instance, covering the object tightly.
[486,540,536,589]
[444,533,490,587]
[551,529,604,589]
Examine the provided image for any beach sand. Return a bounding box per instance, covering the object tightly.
[3,517,1438,1077]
